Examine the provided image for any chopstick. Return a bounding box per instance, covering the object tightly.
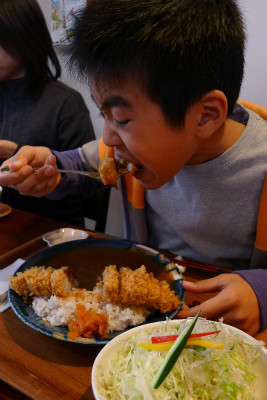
[171,258,230,279]
[172,258,219,272]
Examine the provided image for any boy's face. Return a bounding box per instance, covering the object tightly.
[92,79,202,189]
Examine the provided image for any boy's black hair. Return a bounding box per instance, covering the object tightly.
[66,0,245,127]
[0,0,61,94]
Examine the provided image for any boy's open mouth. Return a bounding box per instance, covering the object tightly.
[115,159,144,175]
[129,163,144,174]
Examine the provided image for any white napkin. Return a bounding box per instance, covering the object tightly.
[0,258,24,312]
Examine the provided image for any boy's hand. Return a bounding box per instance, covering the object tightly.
[177,274,260,336]
[0,145,61,197]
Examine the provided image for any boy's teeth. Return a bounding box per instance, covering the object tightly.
[114,159,144,175]
[115,159,129,174]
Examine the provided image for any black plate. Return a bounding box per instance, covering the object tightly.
[8,238,185,345]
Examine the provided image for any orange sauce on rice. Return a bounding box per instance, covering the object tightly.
[67,304,109,340]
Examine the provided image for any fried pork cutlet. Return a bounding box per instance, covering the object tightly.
[100,265,180,314]
[101,264,120,302]
[98,158,131,185]
[9,266,73,299]
[98,158,119,185]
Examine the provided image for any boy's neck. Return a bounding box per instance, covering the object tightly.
[189,118,245,164]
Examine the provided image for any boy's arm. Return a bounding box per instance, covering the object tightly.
[0,142,100,199]
[234,269,267,331]
[0,146,60,198]
[47,148,100,199]
[177,271,264,336]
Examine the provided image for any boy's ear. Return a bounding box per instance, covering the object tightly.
[195,90,228,139]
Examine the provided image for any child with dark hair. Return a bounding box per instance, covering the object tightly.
[0,0,267,336]
[0,0,96,225]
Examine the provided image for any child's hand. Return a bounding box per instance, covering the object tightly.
[177,274,261,336]
[0,145,61,197]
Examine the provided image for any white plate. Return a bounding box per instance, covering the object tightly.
[92,319,267,399]
[43,227,89,246]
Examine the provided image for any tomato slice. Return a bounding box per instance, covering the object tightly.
[151,330,221,344]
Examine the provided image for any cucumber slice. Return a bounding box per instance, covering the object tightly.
[152,311,200,389]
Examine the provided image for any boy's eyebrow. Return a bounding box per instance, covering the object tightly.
[91,94,131,110]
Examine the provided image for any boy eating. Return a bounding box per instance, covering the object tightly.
[1,0,267,335]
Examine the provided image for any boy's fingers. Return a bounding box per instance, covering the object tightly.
[177,290,229,320]
[0,166,33,186]
[44,154,57,167]
[18,167,60,197]
[1,157,27,172]
[182,274,233,293]
[3,165,56,193]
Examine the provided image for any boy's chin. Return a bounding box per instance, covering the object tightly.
[132,167,171,189]
[138,178,167,190]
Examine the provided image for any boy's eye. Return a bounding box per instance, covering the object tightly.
[98,112,130,128]
[115,119,130,128]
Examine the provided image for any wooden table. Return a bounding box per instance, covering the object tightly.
[0,208,266,400]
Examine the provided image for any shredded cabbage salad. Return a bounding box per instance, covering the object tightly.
[96,319,264,400]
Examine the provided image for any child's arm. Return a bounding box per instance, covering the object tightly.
[0,145,60,197]
[47,148,100,199]
[0,145,100,199]
[177,271,267,336]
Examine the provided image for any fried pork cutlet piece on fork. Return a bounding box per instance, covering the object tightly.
[101,265,179,314]
[98,158,119,185]
[9,266,74,300]
[98,158,133,185]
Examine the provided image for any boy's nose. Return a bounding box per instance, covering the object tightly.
[102,124,122,147]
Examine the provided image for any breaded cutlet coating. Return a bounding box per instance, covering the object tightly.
[102,265,120,302]
[119,266,149,304]
[98,158,119,185]
[9,266,53,298]
[157,280,180,314]
[26,266,53,296]
[102,265,179,314]
[9,266,73,298]
[8,273,29,298]
[50,266,72,297]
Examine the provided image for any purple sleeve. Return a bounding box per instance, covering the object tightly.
[46,149,99,199]
[234,269,267,331]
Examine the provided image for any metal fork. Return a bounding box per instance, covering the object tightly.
[1,164,132,181]
[0,167,102,180]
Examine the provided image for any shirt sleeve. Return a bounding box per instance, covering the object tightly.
[233,269,267,331]
[47,148,100,199]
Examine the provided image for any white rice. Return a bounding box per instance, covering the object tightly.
[101,303,146,331]
[32,292,146,332]
[32,295,77,326]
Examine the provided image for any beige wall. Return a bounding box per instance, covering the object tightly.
[238,0,267,106]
